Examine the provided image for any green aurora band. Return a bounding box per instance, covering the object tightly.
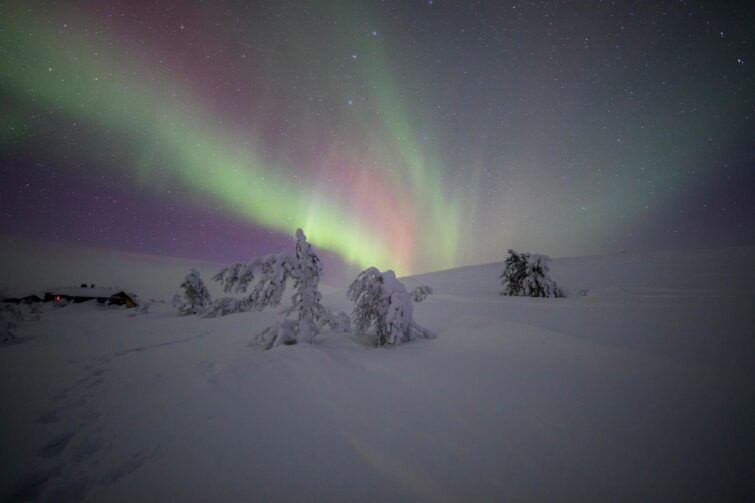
[0,3,463,274]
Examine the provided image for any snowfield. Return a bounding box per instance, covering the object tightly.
[1,247,753,501]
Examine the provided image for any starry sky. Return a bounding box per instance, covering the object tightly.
[1,0,753,276]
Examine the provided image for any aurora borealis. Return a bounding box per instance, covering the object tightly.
[1,1,753,276]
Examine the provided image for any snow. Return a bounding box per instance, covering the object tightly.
[1,247,753,501]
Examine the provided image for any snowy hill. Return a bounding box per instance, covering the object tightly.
[1,247,753,501]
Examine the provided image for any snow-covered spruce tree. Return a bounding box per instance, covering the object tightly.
[347,267,435,346]
[500,250,527,296]
[282,228,326,343]
[210,229,347,349]
[176,269,213,315]
[347,267,384,337]
[500,249,564,298]
[211,252,296,316]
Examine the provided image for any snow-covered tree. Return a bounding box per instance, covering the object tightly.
[347,267,384,336]
[281,228,325,343]
[176,269,212,315]
[212,252,296,315]
[212,229,347,349]
[409,285,433,303]
[347,267,435,346]
[500,249,564,298]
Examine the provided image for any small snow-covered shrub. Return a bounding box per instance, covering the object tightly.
[1,304,25,323]
[23,302,43,321]
[409,285,433,303]
[1,307,18,343]
[212,229,348,349]
[500,249,564,298]
[176,269,212,315]
[347,268,435,346]
[203,297,250,318]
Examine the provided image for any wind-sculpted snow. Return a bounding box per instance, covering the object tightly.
[0,247,753,501]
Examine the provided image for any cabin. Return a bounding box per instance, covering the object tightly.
[2,284,139,308]
[43,284,139,308]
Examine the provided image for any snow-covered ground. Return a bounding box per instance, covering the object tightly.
[1,247,753,501]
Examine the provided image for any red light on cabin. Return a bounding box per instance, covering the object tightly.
[54,295,61,301]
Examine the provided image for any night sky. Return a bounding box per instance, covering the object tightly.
[1,0,753,276]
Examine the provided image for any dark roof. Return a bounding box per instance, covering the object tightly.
[46,287,138,303]
[49,286,119,297]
